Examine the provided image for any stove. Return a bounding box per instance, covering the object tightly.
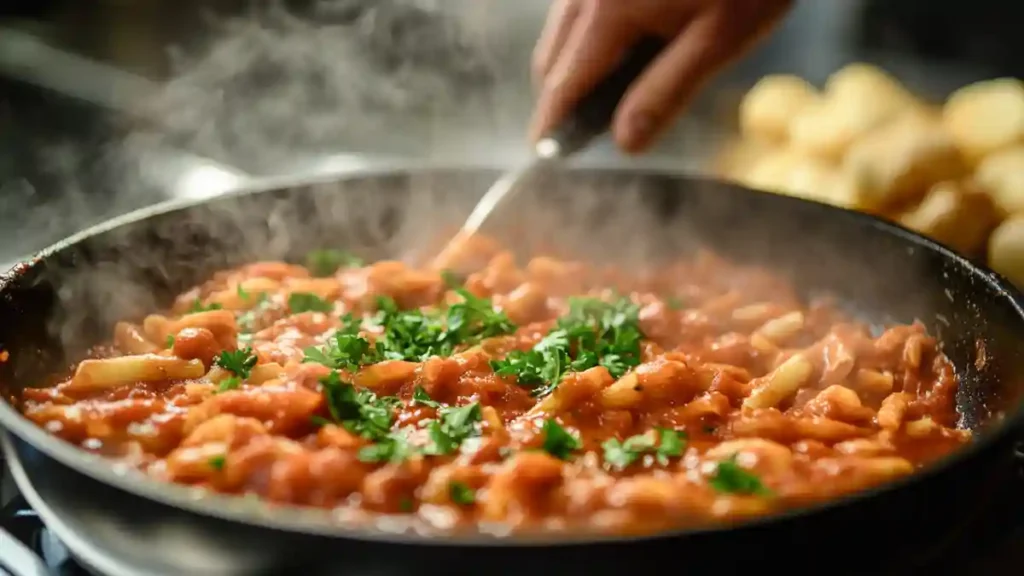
[0,443,1022,576]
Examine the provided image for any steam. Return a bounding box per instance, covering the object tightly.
[143,0,501,173]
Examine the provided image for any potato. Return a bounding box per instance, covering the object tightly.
[842,115,967,210]
[788,64,923,161]
[739,75,820,143]
[942,78,1024,161]
[898,180,997,255]
[779,157,865,209]
[988,215,1024,287]
[974,146,1024,215]
[736,149,864,209]
[824,63,919,110]
[739,148,806,193]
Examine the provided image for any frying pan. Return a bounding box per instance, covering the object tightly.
[1,166,1023,576]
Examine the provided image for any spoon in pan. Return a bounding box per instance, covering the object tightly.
[431,38,666,270]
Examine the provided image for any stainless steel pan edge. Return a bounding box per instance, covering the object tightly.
[0,165,1022,548]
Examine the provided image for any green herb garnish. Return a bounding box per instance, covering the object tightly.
[306,249,364,277]
[424,402,482,456]
[602,428,686,470]
[449,481,475,505]
[491,296,643,398]
[165,334,175,349]
[188,298,223,313]
[709,455,772,496]
[357,430,415,463]
[208,455,226,470]
[215,347,258,379]
[288,292,334,314]
[303,332,380,372]
[319,371,399,440]
[540,418,581,460]
[217,376,242,392]
[412,386,441,408]
[371,291,515,362]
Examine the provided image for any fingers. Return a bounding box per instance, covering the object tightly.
[612,0,793,152]
[529,0,637,141]
[532,0,582,83]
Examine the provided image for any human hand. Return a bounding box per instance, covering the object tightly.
[530,0,794,153]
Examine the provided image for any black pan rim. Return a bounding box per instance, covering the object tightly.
[1,164,1023,546]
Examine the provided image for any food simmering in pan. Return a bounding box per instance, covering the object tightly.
[19,240,971,534]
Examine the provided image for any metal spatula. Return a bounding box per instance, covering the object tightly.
[432,38,666,269]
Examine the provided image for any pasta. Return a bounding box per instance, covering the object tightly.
[19,241,971,536]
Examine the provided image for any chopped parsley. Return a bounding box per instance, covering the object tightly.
[412,386,441,408]
[491,296,644,397]
[288,292,334,314]
[602,428,686,470]
[449,481,475,505]
[423,402,482,456]
[215,347,258,379]
[303,332,379,372]
[319,371,399,440]
[357,430,415,463]
[165,334,175,349]
[188,298,223,313]
[208,455,226,470]
[337,313,362,335]
[540,418,581,460]
[709,455,773,496]
[217,376,242,392]
[371,291,515,362]
[306,249,363,277]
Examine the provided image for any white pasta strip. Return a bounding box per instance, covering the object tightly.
[69,355,205,391]
[753,311,805,343]
[742,353,813,410]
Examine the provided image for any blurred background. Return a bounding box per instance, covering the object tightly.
[1,0,1022,277]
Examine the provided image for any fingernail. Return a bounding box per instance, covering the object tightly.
[621,112,655,151]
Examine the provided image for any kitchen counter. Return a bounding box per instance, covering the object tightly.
[0,0,1016,267]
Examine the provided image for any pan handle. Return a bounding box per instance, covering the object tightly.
[537,36,667,158]
[0,525,51,576]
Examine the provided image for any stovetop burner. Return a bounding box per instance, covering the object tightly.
[2,445,1023,576]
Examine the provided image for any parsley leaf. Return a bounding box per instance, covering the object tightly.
[319,371,399,440]
[602,432,656,470]
[449,481,475,505]
[412,386,441,408]
[602,428,686,470]
[491,296,644,398]
[357,430,415,463]
[288,292,334,314]
[188,298,223,313]
[303,332,380,372]
[337,313,362,335]
[540,418,580,460]
[655,428,685,464]
[165,334,175,349]
[709,455,773,496]
[306,249,363,277]
[215,347,258,379]
[217,376,242,392]
[208,455,226,470]
[371,292,515,362]
[424,402,482,456]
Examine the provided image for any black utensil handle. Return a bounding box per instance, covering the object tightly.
[540,36,667,156]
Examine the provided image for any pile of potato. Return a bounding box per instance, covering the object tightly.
[714,63,1024,287]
